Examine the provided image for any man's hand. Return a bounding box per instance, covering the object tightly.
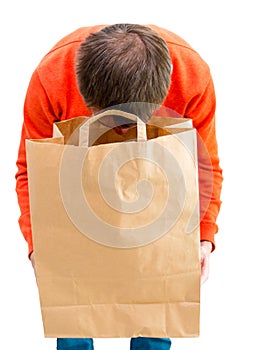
[200,241,212,284]
[30,245,213,284]
[29,252,36,279]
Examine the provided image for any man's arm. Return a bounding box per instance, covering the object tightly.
[186,76,222,282]
[186,76,223,251]
[15,69,58,257]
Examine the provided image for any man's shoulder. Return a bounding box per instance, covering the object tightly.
[149,24,208,66]
[47,25,106,53]
[148,25,191,47]
[36,25,105,71]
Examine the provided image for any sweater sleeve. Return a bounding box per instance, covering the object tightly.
[186,75,223,250]
[15,69,58,257]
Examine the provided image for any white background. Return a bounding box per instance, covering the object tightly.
[1,0,273,349]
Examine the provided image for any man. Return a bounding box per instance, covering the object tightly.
[16,23,223,350]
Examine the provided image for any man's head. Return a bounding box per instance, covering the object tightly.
[76,24,172,122]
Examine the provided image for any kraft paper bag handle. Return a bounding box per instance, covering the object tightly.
[79,109,147,147]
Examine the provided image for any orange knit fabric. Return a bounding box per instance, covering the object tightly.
[15,24,223,257]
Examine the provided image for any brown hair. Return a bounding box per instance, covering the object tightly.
[76,24,172,121]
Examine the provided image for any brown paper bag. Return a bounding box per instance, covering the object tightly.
[26,110,201,338]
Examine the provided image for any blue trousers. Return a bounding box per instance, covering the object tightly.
[57,337,171,349]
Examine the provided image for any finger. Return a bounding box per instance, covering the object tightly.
[200,253,210,284]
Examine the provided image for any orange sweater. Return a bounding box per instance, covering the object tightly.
[16,24,223,257]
